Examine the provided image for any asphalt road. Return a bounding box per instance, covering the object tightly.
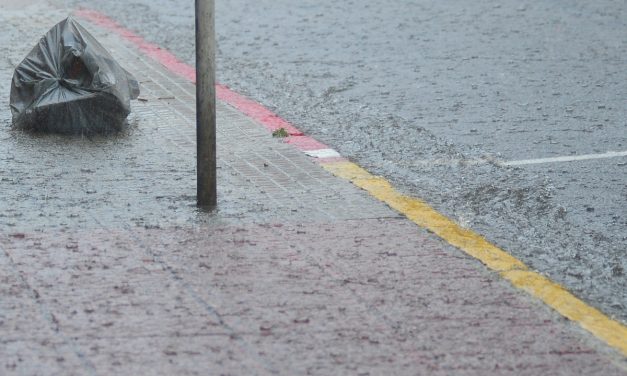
[56,0,626,323]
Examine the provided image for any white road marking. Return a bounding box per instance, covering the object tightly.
[405,151,627,168]
[502,150,627,166]
[305,148,341,158]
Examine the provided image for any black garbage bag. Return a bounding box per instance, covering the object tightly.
[9,16,140,134]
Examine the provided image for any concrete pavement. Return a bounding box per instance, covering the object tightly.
[0,2,625,374]
[67,0,627,324]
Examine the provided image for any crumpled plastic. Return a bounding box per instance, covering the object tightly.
[10,16,140,134]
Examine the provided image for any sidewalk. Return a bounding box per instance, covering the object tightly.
[0,2,625,375]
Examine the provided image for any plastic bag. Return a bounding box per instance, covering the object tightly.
[9,16,140,134]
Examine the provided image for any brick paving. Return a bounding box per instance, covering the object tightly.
[0,2,625,375]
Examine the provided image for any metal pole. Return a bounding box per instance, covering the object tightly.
[195,0,217,208]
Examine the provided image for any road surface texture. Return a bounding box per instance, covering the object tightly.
[1,1,626,374]
[55,0,627,324]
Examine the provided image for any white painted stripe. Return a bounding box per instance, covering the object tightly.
[305,149,341,158]
[406,151,627,168]
[502,150,627,166]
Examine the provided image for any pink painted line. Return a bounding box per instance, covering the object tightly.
[74,9,196,83]
[285,136,329,151]
[215,84,303,136]
[75,8,335,149]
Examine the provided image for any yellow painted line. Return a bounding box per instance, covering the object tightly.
[321,160,627,357]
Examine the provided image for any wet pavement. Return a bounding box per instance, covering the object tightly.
[58,0,627,325]
[0,3,393,231]
[0,1,626,374]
